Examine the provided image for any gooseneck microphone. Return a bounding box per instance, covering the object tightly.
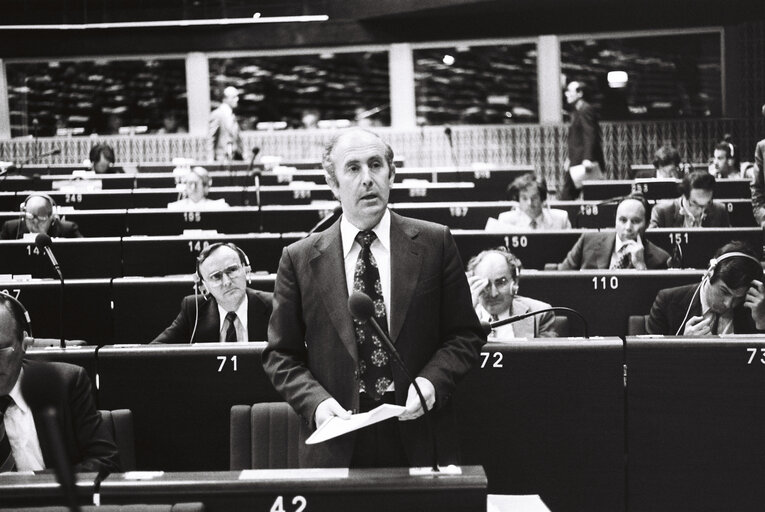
[489,306,589,338]
[305,205,342,237]
[249,147,263,230]
[348,291,440,473]
[36,233,66,348]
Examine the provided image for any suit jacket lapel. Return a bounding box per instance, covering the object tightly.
[197,299,221,342]
[310,222,357,360]
[510,298,534,338]
[672,199,685,227]
[389,213,423,344]
[595,232,616,268]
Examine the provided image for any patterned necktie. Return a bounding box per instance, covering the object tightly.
[353,231,393,401]
[0,395,16,473]
[610,245,632,270]
[225,312,238,342]
[529,219,538,230]
[490,314,499,338]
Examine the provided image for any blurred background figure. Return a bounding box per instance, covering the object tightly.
[635,144,684,179]
[467,247,556,339]
[709,135,740,179]
[167,166,230,210]
[88,143,120,174]
[209,86,244,161]
[300,108,321,129]
[157,111,187,134]
[0,193,82,239]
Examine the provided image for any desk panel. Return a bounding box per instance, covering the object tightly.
[97,344,282,471]
[644,227,763,268]
[452,229,584,269]
[519,270,704,336]
[456,339,624,510]
[0,279,112,344]
[125,208,259,236]
[0,238,122,278]
[0,210,127,238]
[626,337,765,512]
[25,347,99,403]
[582,178,750,200]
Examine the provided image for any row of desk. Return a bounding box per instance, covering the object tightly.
[0,270,706,343]
[581,177,751,200]
[24,337,765,512]
[1,228,759,280]
[0,199,757,239]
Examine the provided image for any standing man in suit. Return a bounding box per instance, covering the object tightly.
[263,128,485,468]
[559,81,605,200]
[649,171,730,228]
[467,248,556,339]
[559,195,671,270]
[209,86,244,161]
[750,104,765,226]
[0,293,120,473]
[151,243,272,344]
[647,241,765,335]
[0,193,82,240]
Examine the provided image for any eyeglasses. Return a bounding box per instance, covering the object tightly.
[24,212,50,223]
[480,277,513,294]
[204,264,245,286]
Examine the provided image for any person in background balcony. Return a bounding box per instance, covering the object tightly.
[634,145,684,180]
[88,143,121,174]
[209,86,244,161]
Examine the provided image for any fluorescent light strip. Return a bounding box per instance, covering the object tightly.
[0,15,329,30]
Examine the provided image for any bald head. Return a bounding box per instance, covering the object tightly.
[23,195,54,234]
[223,87,239,109]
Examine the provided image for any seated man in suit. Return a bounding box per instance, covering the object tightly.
[559,195,671,270]
[0,293,120,473]
[467,248,556,339]
[647,241,765,335]
[167,166,230,210]
[709,140,741,179]
[649,171,730,228]
[489,173,571,231]
[634,144,684,179]
[0,193,83,240]
[151,243,272,343]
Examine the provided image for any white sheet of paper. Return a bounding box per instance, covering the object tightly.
[305,403,406,445]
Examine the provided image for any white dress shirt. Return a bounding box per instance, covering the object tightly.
[475,305,516,340]
[217,295,249,342]
[4,369,45,472]
[340,209,392,331]
[167,197,230,210]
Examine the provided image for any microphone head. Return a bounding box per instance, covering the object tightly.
[480,320,492,336]
[35,233,52,249]
[348,291,374,322]
[332,204,342,216]
[251,147,261,158]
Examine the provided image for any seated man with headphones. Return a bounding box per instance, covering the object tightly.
[151,243,272,344]
[647,241,765,335]
[0,292,120,473]
[167,166,230,210]
[559,194,671,270]
[88,143,121,174]
[467,247,556,339]
[649,171,730,228]
[0,193,83,240]
[488,173,571,231]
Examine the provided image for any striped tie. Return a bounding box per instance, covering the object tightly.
[0,395,15,473]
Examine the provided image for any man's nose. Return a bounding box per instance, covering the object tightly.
[359,166,373,184]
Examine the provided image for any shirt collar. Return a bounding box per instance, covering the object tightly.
[8,367,29,414]
[217,294,249,331]
[340,208,391,258]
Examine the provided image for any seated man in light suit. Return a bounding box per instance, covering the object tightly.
[167,166,230,210]
[559,195,671,270]
[0,293,120,473]
[151,243,272,344]
[0,193,83,240]
[647,241,765,335]
[488,173,571,231]
[649,171,730,228]
[467,248,556,339]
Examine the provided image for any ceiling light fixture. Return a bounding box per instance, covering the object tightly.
[0,15,329,31]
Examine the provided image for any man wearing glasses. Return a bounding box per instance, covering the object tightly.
[151,243,272,344]
[0,194,82,240]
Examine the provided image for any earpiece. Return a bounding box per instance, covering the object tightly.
[194,242,251,286]
[0,291,33,338]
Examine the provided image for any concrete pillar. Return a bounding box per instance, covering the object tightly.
[389,43,417,128]
[537,35,563,124]
[185,52,211,136]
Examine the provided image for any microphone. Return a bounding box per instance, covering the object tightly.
[489,306,589,338]
[23,369,81,512]
[249,147,263,231]
[305,205,342,237]
[36,233,66,348]
[348,291,441,473]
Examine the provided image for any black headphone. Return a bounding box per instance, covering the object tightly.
[0,291,33,338]
[704,251,761,282]
[20,192,57,214]
[193,242,251,290]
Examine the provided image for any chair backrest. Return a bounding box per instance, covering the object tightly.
[553,315,570,337]
[628,315,649,335]
[230,402,301,470]
[99,409,136,471]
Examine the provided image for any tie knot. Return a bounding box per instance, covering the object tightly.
[225,312,238,324]
[0,395,12,415]
[356,230,377,248]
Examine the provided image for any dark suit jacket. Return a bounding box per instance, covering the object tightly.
[20,359,120,473]
[559,231,671,270]
[647,283,760,335]
[751,138,765,225]
[262,212,486,468]
[567,100,605,169]
[0,218,83,240]
[649,197,730,228]
[151,288,273,344]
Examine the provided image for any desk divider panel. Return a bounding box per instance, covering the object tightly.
[583,178,751,201]
[0,237,123,279]
[456,339,625,511]
[25,346,99,405]
[626,337,765,512]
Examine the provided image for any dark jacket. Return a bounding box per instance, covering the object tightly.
[0,218,83,240]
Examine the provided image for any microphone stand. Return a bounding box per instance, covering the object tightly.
[0,148,62,188]
[490,306,589,338]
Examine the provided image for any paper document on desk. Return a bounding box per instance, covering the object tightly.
[305,403,406,444]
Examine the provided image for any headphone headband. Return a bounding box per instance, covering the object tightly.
[21,192,57,211]
[0,291,33,338]
[706,251,761,280]
[194,242,251,283]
